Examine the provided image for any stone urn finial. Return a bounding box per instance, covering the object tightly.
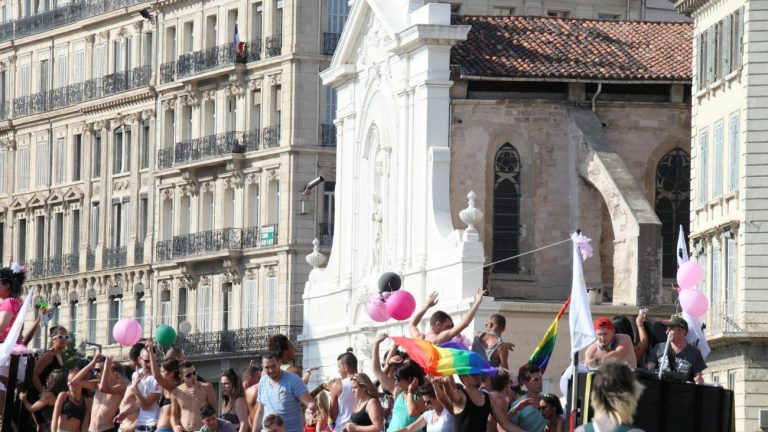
[459,191,484,233]
[306,239,327,269]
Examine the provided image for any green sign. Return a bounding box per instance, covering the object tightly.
[261,226,275,246]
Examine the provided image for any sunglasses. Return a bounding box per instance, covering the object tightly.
[185,371,197,378]
[53,335,70,341]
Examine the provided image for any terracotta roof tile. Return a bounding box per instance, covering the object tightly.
[451,15,692,82]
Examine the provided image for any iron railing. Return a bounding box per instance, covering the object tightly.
[156,225,279,261]
[263,125,280,149]
[173,131,245,166]
[245,128,260,152]
[321,123,337,148]
[319,223,334,245]
[27,256,64,278]
[135,242,145,264]
[177,325,302,358]
[86,248,95,271]
[323,32,341,55]
[63,253,79,274]
[176,42,245,79]
[160,61,176,84]
[265,34,282,57]
[157,147,174,170]
[709,300,740,334]
[29,259,45,278]
[1,0,151,42]
[104,246,127,269]
[13,65,151,118]
[246,39,261,62]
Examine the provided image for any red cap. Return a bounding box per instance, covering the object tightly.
[594,317,615,331]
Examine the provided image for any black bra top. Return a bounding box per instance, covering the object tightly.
[349,399,373,426]
[61,396,87,422]
[220,411,240,425]
[159,394,172,407]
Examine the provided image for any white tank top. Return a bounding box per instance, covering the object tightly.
[335,377,358,427]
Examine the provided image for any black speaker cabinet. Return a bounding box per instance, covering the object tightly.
[566,371,735,432]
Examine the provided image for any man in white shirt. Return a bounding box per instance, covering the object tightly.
[117,347,161,431]
[328,349,358,428]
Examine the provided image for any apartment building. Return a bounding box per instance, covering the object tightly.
[0,0,343,375]
[431,0,687,21]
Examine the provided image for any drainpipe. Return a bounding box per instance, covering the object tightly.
[591,82,602,112]
[626,0,631,19]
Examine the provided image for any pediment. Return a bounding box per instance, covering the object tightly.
[9,196,27,210]
[29,193,47,208]
[329,0,399,69]
[63,186,84,202]
[47,190,64,205]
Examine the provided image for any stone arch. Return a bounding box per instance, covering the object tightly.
[654,148,690,278]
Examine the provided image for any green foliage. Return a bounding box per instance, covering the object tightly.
[62,339,84,371]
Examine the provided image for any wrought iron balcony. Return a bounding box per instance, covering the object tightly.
[319,223,334,245]
[246,39,262,62]
[63,253,79,274]
[176,325,302,358]
[176,43,246,79]
[265,34,282,57]
[155,239,173,262]
[323,32,341,55]
[245,128,260,152]
[172,228,243,259]
[160,61,176,84]
[173,131,245,166]
[321,123,337,148]
[157,147,174,170]
[13,65,151,118]
[242,226,260,249]
[135,242,145,264]
[263,125,280,149]
[27,256,64,278]
[104,246,127,269]
[1,0,151,42]
[29,259,45,278]
[86,248,95,271]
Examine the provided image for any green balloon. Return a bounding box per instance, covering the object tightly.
[155,325,177,347]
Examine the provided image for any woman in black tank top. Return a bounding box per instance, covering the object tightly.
[343,373,384,431]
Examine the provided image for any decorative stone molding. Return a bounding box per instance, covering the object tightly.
[266,266,276,278]
[222,172,243,189]
[248,78,262,91]
[245,266,260,280]
[0,139,17,151]
[200,180,215,193]
[267,74,282,86]
[202,89,216,101]
[222,260,240,282]
[162,98,177,111]
[176,274,195,289]
[158,279,170,291]
[113,179,130,191]
[245,172,260,184]
[83,122,95,134]
[225,81,245,97]
[180,93,200,107]
[98,30,110,41]
[179,181,198,196]
[117,26,129,38]
[85,35,95,45]
[306,239,327,269]
[160,187,175,201]
[267,168,279,181]
[132,21,143,33]
[141,109,155,120]
[8,54,16,65]
[94,119,110,131]
[199,275,211,286]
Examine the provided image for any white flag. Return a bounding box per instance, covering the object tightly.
[682,311,710,360]
[677,225,689,267]
[0,286,36,367]
[569,235,595,354]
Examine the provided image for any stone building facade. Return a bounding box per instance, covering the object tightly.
[433,0,687,21]
[307,0,692,391]
[673,0,767,429]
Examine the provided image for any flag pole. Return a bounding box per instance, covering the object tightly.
[569,229,581,432]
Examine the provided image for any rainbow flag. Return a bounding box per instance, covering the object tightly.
[391,336,498,377]
[528,297,570,374]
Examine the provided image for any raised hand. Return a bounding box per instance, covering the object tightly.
[426,291,439,307]
[375,332,389,344]
[475,289,488,303]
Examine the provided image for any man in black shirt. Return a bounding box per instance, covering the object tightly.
[647,316,707,384]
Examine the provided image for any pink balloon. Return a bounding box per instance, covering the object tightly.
[366,295,390,322]
[677,261,704,289]
[385,290,416,321]
[679,289,709,317]
[113,319,143,346]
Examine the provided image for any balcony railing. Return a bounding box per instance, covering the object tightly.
[86,248,95,271]
[104,246,127,269]
[27,256,64,278]
[13,65,151,118]
[246,39,261,62]
[29,259,45,278]
[156,225,279,262]
[157,147,174,170]
[321,123,337,148]
[1,0,151,42]
[176,42,246,79]
[63,253,79,274]
[709,300,739,334]
[263,125,280,149]
[245,128,260,152]
[319,223,334,245]
[173,131,245,166]
[160,61,176,84]
[265,34,282,57]
[176,325,302,358]
[323,32,341,55]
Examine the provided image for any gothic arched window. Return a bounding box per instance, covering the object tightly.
[655,148,691,278]
[493,144,521,273]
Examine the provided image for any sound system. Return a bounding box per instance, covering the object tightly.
[567,370,735,432]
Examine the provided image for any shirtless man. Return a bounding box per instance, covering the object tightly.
[171,360,217,432]
[409,289,487,345]
[72,355,129,432]
[242,365,262,429]
[584,317,637,369]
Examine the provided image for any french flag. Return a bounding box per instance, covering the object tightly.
[234,23,245,57]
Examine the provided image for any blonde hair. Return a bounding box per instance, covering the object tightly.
[315,389,330,417]
[590,362,645,424]
[350,373,379,399]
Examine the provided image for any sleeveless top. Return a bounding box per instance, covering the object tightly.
[62,395,87,421]
[159,393,172,407]
[455,388,491,432]
[220,411,240,425]
[30,353,63,402]
[0,297,24,343]
[349,399,373,426]
[471,332,503,367]
[386,392,421,431]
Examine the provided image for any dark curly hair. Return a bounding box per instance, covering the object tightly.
[267,334,293,360]
[0,266,26,298]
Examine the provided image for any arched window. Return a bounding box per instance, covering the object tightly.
[655,148,690,278]
[493,144,521,273]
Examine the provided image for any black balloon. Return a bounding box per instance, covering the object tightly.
[378,272,402,293]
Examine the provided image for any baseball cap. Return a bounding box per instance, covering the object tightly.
[594,317,615,331]
[665,316,688,332]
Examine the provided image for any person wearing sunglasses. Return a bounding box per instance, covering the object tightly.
[115,347,162,432]
[32,326,70,403]
[170,360,217,432]
[394,382,453,432]
[538,394,564,432]
[71,354,129,432]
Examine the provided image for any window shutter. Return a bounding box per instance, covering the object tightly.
[738,6,745,67]
[265,276,277,324]
[0,151,6,195]
[699,130,708,204]
[74,50,85,83]
[56,138,65,184]
[57,55,68,88]
[729,114,739,192]
[198,284,211,332]
[713,122,724,198]
[722,16,731,75]
[244,279,258,327]
[712,243,721,307]
[707,26,715,84]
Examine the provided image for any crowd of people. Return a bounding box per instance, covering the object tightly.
[0,264,707,432]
